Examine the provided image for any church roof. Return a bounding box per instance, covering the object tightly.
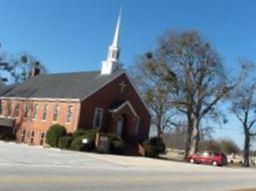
[0,70,124,100]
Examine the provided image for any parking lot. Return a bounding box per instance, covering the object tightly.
[0,141,256,191]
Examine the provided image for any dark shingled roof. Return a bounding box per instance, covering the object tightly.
[0,70,124,100]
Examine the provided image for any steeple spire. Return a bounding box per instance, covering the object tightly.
[101,8,122,75]
[112,8,122,47]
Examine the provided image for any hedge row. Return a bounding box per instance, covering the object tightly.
[45,124,124,154]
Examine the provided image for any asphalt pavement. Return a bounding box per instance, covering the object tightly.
[0,141,255,191]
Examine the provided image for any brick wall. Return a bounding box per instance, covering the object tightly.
[79,73,151,142]
[0,99,80,145]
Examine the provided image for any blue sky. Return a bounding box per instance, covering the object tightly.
[0,0,255,148]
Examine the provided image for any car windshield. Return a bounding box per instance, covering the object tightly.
[202,152,209,157]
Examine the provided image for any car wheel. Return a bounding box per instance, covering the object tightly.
[190,158,195,163]
[212,161,218,166]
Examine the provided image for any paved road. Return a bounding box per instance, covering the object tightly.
[0,141,256,191]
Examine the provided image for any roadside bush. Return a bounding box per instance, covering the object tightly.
[150,137,166,154]
[142,137,166,158]
[69,135,86,151]
[84,129,97,151]
[46,124,67,147]
[0,130,16,141]
[109,133,124,154]
[69,128,97,152]
[85,129,97,142]
[142,140,158,158]
[72,129,86,138]
[58,136,73,149]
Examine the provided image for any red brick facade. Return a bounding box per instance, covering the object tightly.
[0,99,80,145]
[79,73,150,142]
[0,72,150,145]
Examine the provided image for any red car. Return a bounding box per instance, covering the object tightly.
[188,151,227,166]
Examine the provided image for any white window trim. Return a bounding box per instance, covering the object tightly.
[0,101,4,117]
[42,104,48,121]
[65,105,73,124]
[14,103,20,119]
[93,108,103,129]
[7,102,12,118]
[23,104,29,119]
[32,104,38,121]
[52,105,59,122]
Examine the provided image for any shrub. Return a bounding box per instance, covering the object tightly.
[72,129,86,138]
[69,128,97,152]
[109,133,124,154]
[69,135,85,151]
[0,130,16,141]
[84,129,97,142]
[142,137,166,158]
[83,129,97,151]
[142,140,158,158]
[46,124,66,147]
[150,137,166,154]
[58,136,73,149]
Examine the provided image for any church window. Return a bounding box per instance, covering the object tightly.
[134,116,140,135]
[112,51,117,59]
[0,102,2,115]
[42,104,48,120]
[24,104,30,118]
[7,102,12,117]
[93,108,103,129]
[33,104,38,120]
[40,132,45,145]
[30,130,35,144]
[53,105,59,121]
[116,51,120,59]
[21,129,26,142]
[14,103,20,117]
[66,105,73,123]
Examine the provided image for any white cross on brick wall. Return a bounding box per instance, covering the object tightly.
[119,81,127,94]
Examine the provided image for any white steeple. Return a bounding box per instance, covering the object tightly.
[101,9,122,75]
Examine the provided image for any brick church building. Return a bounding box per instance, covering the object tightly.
[0,11,151,147]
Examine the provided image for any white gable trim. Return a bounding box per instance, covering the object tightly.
[108,100,138,117]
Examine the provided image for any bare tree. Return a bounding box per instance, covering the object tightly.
[6,53,47,83]
[134,31,228,159]
[229,60,256,167]
[0,44,46,84]
[131,52,178,138]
